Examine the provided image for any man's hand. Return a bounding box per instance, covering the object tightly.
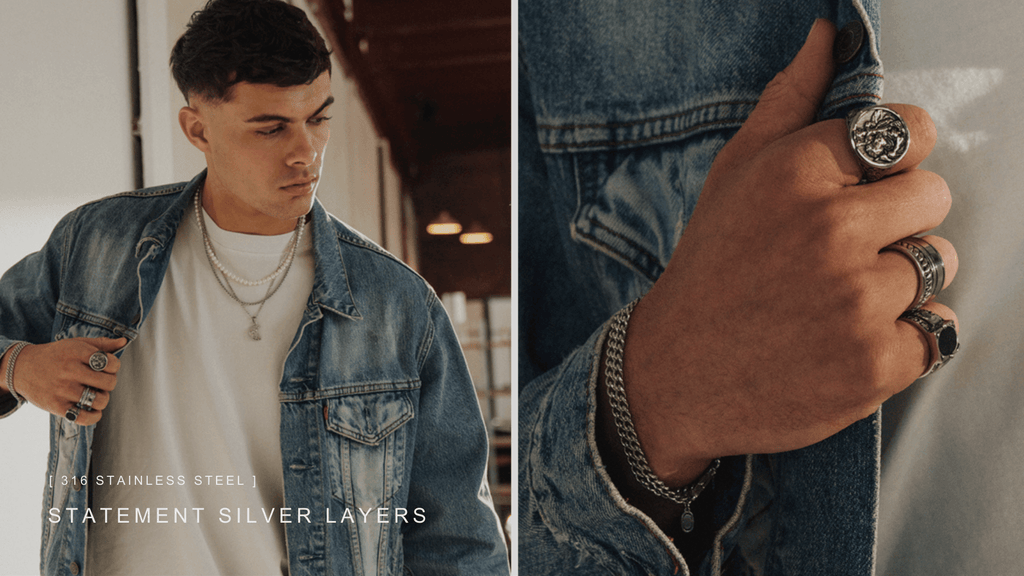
[621,20,959,486]
[1,337,125,426]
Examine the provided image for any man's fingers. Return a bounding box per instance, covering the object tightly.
[796,104,938,187]
[891,302,959,387]
[74,337,125,374]
[78,368,118,392]
[78,336,128,351]
[83,350,121,375]
[716,19,837,169]
[875,235,959,316]
[851,169,951,242]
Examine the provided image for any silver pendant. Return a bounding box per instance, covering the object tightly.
[248,321,261,341]
[680,506,695,533]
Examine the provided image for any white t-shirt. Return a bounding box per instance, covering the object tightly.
[877,3,1024,574]
[86,196,314,575]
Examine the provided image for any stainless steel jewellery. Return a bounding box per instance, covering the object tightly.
[883,237,945,310]
[195,189,305,287]
[77,386,98,411]
[898,308,959,379]
[64,405,80,422]
[4,341,30,404]
[847,105,910,181]
[605,299,721,533]
[88,351,109,372]
[195,191,303,340]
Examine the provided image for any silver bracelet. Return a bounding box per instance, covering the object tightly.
[5,341,30,404]
[605,299,720,533]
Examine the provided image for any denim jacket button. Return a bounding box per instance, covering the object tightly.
[69,562,80,575]
[72,481,81,492]
[834,20,865,63]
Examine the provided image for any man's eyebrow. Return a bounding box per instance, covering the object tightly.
[245,95,335,123]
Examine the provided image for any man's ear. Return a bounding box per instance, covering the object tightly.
[178,105,211,153]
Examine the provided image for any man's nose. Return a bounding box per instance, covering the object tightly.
[287,127,318,166]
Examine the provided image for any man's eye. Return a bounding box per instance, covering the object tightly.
[257,126,284,136]
[310,116,332,125]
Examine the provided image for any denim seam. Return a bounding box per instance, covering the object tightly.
[537,100,759,131]
[540,118,745,151]
[280,380,421,402]
[711,454,755,575]
[54,303,139,340]
[417,291,437,371]
[573,224,662,284]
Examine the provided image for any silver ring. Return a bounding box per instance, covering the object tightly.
[77,387,98,411]
[88,351,108,372]
[847,105,910,181]
[883,237,945,309]
[899,308,959,379]
[64,406,81,422]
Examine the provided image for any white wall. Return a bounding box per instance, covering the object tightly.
[0,2,135,574]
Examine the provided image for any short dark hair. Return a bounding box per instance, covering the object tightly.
[170,0,332,103]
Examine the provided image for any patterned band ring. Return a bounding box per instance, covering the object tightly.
[77,386,98,411]
[847,105,910,182]
[898,308,959,379]
[882,236,945,310]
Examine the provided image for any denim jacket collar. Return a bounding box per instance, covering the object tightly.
[135,169,363,322]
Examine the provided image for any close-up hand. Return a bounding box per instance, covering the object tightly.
[2,337,126,426]
[622,19,959,486]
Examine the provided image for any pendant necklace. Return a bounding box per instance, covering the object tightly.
[195,190,305,340]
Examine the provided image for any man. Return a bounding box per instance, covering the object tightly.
[0,1,508,574]
[519,1,958,574]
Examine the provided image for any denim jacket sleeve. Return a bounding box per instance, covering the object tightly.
[401,291,510,575]
[519,1,886,574]
[0,211,73,418]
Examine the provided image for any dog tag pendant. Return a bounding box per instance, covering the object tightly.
[248,320,261,341]
[680,505,695,533]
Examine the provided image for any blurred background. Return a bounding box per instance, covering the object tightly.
[0,1,510,572]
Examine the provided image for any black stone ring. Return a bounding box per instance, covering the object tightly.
[899,308,959,379]
[64,406,80,422]
[883,236,945,310]
[88,351,108,372]
[847,105,910,182]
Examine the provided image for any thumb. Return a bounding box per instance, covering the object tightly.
[721,19,837,164]
[80,337,128,351]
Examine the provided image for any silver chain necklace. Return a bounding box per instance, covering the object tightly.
[194,190,304,340]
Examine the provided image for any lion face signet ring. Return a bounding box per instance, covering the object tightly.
[847,105,910,182]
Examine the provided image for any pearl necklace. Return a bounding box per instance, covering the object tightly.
[194,190,306,340]
[194,190,305,286]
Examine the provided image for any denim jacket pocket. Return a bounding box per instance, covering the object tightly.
[323,388,416,509]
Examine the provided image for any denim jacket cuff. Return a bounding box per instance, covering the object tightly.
[522,319,762,574]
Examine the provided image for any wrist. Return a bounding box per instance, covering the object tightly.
[620,296,717,485]
[600,301,721,531]
[3,342,30,402]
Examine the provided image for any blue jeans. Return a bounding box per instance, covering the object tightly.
[519,1,885,573]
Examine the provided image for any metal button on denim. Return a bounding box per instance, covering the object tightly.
[69,562,79,575]
[834,20,865,63]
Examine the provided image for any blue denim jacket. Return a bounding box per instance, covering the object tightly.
[0,172,509,576]
[519,1,884,574]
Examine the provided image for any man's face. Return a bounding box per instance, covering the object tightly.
[184,71,333,235]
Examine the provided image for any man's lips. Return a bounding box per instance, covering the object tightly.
[281,177,317,191]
